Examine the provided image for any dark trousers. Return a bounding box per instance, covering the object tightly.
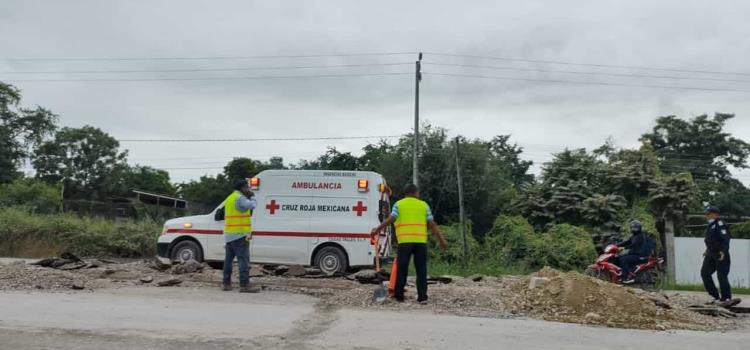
[223,238,250,285]
[701,254,732,301]
[618,254,641,277]
[395,243,428,302]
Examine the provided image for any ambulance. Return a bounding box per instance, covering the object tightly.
[157,170,392,275]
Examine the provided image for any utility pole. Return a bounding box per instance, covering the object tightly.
[412,52,422,187]
[455,137,468,267]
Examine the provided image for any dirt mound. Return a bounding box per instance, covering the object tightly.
[507,267,719,330]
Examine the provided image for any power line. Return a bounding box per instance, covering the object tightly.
[0,52,418,62]
[119,135,401,142]
[425,72,750,93]
[0,62,412,75]
[425,52,750,77]
[426,62,750,84]
[5,72,411,83]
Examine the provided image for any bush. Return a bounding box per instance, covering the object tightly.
[731,222,750,239]
[483,215,536,264]
[0,206,161,257]
[0,178,61,214]
[529,224,597,271]
[427,223,480,263]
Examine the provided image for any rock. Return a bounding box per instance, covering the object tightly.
[139,276,154,283]
[284,265,307,277]
[86,260,103,268]
[528,277,550,290]
[60,252,82,262]
[250,267,265,277]
[11,260,25,265]
[427,276,453,284]
[584,312,601,322]
[71,281,85,290]
[354,269,379,284]
[58,262,88,270]
[305,267,323,275]
[32,258,57,267]
[468,274,484,282]
[656,324,667,331]
[152,256,173,271]
[156,277,182,287]
[274,265,290,276]
[172,259,203,275]
[50,259,74,268]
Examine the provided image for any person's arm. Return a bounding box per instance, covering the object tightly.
[428,220,448,251]
[235,193,256,212]
[718,221,730,260]
[371,202,398,236]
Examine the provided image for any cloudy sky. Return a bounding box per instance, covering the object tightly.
[2,0,749,184]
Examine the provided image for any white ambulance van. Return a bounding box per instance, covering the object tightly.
[157,170,392,275]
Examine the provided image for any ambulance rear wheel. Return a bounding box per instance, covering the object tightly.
[171,240,203,263]
[314,246,348,276]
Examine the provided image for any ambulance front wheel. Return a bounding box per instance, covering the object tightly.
[314,246,348,276]
[170,240,203,263]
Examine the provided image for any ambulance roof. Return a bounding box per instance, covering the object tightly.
[256,169,383,178]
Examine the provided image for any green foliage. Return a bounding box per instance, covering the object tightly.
[0,206,160,257]
[115,165,176,196]
[427,223,480,263]
[0,177,61,214]
[33,125,128,200]
[528,224,597,271]
[0,82,58,183]
[730,222,750,239]
[483,215,536,263]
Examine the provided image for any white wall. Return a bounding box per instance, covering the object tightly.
[674,237,750,288]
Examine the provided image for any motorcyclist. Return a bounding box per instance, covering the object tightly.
[616,220,651,284]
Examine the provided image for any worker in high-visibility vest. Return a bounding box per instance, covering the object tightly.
[371,184,447,304]
[222,179,260,293]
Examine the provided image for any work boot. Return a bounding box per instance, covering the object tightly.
[239,283,261,293]
[222,283,232,291]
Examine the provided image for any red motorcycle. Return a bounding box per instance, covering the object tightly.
[585,244,664,285]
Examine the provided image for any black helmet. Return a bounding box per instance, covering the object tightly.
[629,220,643,234]
[233,178,249,191]
[705,206,720,215]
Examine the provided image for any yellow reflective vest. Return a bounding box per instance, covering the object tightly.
[223,191,252,236]
[394,197,429,244]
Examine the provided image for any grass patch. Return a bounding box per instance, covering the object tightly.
[665,283,750,296]
[399,259,530,277]
[0,206,161,258]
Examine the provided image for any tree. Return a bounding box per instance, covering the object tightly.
[0,82,58,183]
[33,126,128,200]
[223,157,267,181]
[0,177,61,213]
[488,135,534,186]
[116,165,176,196]
[296,147,359,170]
[177,174,231,208]
[640,113,750,216]
[641,113,750,181]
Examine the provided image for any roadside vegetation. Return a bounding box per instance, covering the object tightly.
[2,80,750,275]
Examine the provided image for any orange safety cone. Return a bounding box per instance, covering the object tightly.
[388,257,398,297]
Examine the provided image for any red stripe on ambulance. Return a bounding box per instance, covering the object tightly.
[166,228,368,238]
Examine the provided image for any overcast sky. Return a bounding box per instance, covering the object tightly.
[2,0,749,184]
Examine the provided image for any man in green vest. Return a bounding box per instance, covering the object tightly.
[371,184,447,304]
[222,179,260,293]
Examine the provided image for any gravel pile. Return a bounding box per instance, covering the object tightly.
[504,267,730,331]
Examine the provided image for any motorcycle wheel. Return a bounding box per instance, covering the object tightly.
[635,269,663,291]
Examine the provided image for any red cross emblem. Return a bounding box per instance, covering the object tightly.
[265,200,280,215]
[353,201,367,216]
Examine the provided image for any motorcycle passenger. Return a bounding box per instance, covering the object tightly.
[617,220,652,284]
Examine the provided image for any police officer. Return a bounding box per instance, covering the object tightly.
[370,184,448,304]
[701,206,732,304]
[222,179,261,293]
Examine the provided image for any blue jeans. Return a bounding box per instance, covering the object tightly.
[223,238,250,285]
[618,254,641,278]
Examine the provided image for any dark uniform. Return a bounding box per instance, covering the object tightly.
[701,218,732,301]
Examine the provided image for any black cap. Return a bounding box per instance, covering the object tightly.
[705,206,720,214]
[234,179,249,190]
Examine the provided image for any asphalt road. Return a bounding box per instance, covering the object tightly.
[0,287,748,350]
